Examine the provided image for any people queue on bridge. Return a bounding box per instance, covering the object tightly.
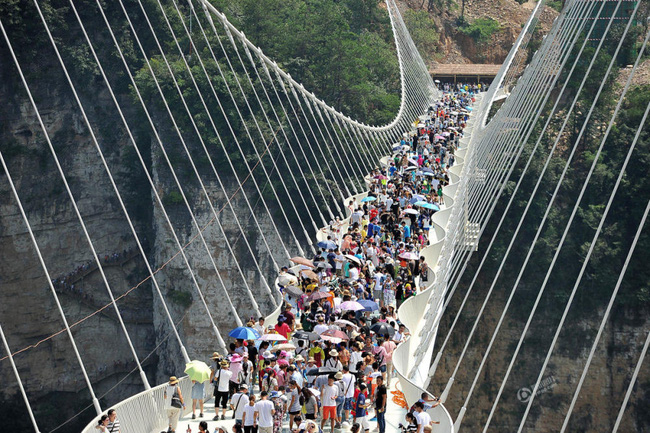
[159,85,476,433]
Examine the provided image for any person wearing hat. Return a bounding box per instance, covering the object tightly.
[163,376,184,432]
[209,352,222,382]
[213,360,233,420]
[229,353,244,397]
[238,352,253,388]
[334,371,346,428]
[325,349,343,371]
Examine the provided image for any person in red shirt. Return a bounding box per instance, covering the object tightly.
[282,304,296,331]
[274,317,292,339]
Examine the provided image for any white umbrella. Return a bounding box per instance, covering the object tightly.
[344,254,361,265]
[404,209,419,215]
[334,319,358,329]
[257,333,287,342]
[278,274,298,286]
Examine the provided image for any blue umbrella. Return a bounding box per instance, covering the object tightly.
[409,194,425,204]
[317,240,337,250]
[414,201,440,211]
[361,196,377,203]
[358,299,379,312]
[229,327,261,340]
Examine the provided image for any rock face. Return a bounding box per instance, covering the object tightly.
[0,55,291,429]
[431,267,650,432]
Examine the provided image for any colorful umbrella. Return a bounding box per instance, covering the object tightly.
[308,291,331,302]
[290,257,314,267]
[184,360,211,383]
[339,301,365,311]
[321,329,349,340]
[415,201,440,211]
[399,252,419,261]
[229,326,261,340]
[358,299,379,312]
[317,240,337,250]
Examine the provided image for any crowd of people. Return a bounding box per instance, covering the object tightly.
[158,87,475,433]
[50,246,139,300]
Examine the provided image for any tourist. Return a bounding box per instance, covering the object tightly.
[254,391,275,433]
[231,384,250,424]
[163,376,184,433]
[242,393,258,433]
[353,383,370,433]
[191,379,205,419]
[413,402,431,433]
[213,360,232,420]
[374,376,387,433]
[321,374,340,433]
[287,379,302,430]
[95,414,109,432]
[107,409,120,433]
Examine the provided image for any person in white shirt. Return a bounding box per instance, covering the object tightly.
[163,376,185,433]
[414,402,431,433]
[313,316,329,335]
[321,375,340,433]
[231,384,250,424]
[213,360,233,420]
[349,266,360,281]
[341,366,356,421]
[241,394,257,433]
[349,344,363,374]
[324,350,343,371]
[254,391,276,433]
[254,317,265,337]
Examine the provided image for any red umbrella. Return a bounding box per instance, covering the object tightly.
[321,329,349,340]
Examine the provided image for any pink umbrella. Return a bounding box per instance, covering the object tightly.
[339,301,364,311]
[434,135,444,140]
[321,329,349,340]
[399,252,419,261]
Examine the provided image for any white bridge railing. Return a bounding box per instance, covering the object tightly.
[81,377,213,433]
